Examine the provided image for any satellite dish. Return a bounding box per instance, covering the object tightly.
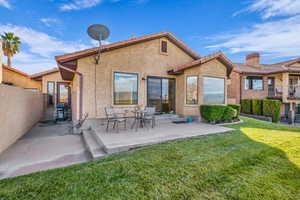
[86,24,110,64]
[87,24,110,41]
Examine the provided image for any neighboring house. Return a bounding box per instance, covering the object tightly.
[55,32,234,120]
[30,68,71,106]
[2,64,42,91]
[1,64,70,107]
[229,53,300,122]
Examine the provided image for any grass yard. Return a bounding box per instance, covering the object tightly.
[1,117,300,200]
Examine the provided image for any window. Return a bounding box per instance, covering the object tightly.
[47,81,55,105]
[114,72,138,105]
[245,76,263,90]
[186,76,198,104]
[161,41,168,53]
[203,77,225,104]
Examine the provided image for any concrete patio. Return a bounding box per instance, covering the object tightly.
[82,118,234,157]
[0,122,90,179]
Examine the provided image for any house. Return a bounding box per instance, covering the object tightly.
[55,31,235,121]
[1,64,42,90]
[228,53,300,122]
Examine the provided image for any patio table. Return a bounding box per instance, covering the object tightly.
[131,110,147,131]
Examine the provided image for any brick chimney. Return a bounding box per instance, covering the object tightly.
[245,53,260,65]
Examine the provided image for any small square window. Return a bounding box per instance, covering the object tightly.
[161,41,168,53]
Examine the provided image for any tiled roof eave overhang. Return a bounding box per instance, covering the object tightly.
[168,52,235,77]
[240,69,300,76]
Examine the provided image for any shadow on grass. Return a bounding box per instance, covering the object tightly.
[0,117,300,200]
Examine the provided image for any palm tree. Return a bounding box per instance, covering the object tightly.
[1,32,21,66]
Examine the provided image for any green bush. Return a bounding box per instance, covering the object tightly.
[252,99,263,115]
[228,104,241,117]
[263,100,281,123]
[200,105,237,123]
[200,105,226,123]
[241,99,252,114]
[222,107,237,122]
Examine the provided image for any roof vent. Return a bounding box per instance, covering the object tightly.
[246,53,260,65]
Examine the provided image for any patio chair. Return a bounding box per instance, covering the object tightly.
[105,107,127,133]
[143,107,156,128]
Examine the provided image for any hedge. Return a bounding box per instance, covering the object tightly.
[252,99,263,116]
[222,107,237,122]
[241,99,281,123]
[241,99,252,114]
[228,104,241,117]
[263,99,281,123]
[200,105,237,124]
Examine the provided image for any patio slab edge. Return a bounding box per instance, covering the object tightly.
[100,128,234,154]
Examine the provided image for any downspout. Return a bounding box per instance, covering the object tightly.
[59,64,83,120]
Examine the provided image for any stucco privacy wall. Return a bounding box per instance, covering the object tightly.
[0,85,44,153]
[74,37,195,119]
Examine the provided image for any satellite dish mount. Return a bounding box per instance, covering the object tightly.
[87,24,110,64]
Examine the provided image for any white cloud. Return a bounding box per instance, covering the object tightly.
[60,0,102,11]
[207,15,300,58]
[40,18,59,27]
[0,24,89,57]
[236,0,300,19]
[0,0,11,8]
[0,24,90,73]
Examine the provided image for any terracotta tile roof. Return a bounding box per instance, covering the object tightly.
[55,31,200,63]
[235,57,300,75]
[168,52,235,75]
[2,64,29,77]
[30,68,59,79]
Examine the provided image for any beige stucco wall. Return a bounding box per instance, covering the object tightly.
[0,84,44,154]
[73,37,194,119]
[177,59,228,116]
[2,67,42,90]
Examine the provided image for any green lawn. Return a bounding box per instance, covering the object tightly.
[1,117,300,200]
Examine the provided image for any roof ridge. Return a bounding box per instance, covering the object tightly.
[56,31,200,63]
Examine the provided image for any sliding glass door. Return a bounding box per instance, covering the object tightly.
[147,77,175,113]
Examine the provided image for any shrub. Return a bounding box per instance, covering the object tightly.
[263,99,281,123]
[228,104,241,117]
[241,99,252,114]
[222,107,237,122]
[200,105,226,123]
[252,99,263,115]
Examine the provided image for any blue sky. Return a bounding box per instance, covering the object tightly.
[0,0,300,74]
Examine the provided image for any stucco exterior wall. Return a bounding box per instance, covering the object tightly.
[177,59,228,116]
[0,84,44,154]
[76,37,195,119]
[2,67,42,90]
